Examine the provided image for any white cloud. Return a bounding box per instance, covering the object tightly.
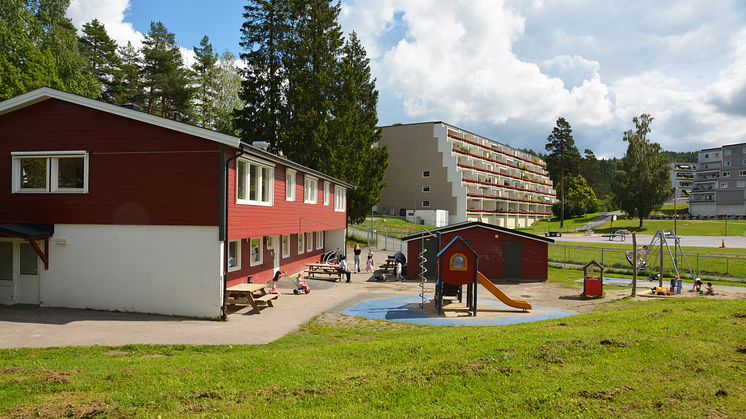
[67,0,143,49]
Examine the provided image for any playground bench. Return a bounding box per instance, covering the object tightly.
[305,264,344,281]
[602,229,629,241]
[226,283,277,314]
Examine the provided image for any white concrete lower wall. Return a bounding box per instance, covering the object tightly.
[716,204,744,215]
[42,225,222,318]
[689,203,717,217]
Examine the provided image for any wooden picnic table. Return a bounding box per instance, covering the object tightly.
[305,263,343,281]
[226,283,278,314]
[602,229,630,241]
[379,258,395,273]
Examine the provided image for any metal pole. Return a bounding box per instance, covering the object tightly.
[659,240,664,287]
[632,233,637,296]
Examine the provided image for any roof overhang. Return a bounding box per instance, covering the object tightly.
[0,223,55,240]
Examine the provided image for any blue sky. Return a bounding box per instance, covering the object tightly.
[67,0,746,159]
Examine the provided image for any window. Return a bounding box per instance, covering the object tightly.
[298,234,304,254]
[282,235,290,258]
[715,152,720,157]
[316,231,324,250]
[740,170,746,176]
[723,171,730,177]
[725,150,731,156]
[720,182,728,189]
[704,154,709,158]
[12,151,89,193]
[705,164,709,169]
[237,158,274,206]
[266,236,274,250]
[286,169,296,201]
[323,181,330,206]
[304,175,318,204]
[228,240,240,271]
[422,171,431,178]
[738,181,745,188]
[334,186,346,211]
[307,232,313,252]
[250,237,262,266]
[422,200,430,207]
[726,161,731,166]
[422,186,430,193]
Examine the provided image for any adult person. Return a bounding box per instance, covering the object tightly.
[353,243,362,273]
[337,256,352,283]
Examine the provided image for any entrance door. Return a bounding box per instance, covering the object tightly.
[504,241,521,279]
[17,242,40,304]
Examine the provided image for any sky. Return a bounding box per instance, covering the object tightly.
[66,0,746,159]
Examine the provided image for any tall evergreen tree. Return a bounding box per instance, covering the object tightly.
[612,114,673,227]
[79,18,120,102]
[111,41,143,106]
[328,31,389,223]
[140,21,193,120]
[191,35,219,129]
[237,0,291,149]
[545,117,582,227]
[582,148,602,195]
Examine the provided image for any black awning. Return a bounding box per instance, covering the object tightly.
[0,223,55,239]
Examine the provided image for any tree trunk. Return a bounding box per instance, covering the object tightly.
[638,216,644,228]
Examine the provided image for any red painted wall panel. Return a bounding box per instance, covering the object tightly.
[0,99,221,226]
[407,226,548,281]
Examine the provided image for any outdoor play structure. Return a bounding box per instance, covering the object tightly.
[624,230,694,281]
[434,236,532,315]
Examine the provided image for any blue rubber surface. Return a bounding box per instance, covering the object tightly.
[342,296,576,326]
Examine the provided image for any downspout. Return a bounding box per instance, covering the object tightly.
[222,144,245,320]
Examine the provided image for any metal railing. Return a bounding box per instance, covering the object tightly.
[549,243,746,279]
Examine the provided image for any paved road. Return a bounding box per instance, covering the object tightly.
[552,233,746,249]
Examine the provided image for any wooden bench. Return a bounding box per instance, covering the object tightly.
[226,283,277,314]
[305,264,344,281]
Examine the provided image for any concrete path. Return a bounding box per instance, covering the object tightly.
[552,233,746,249]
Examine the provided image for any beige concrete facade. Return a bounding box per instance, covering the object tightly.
[378,122,555,228]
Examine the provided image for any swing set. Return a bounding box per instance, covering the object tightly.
[625,230,694,280]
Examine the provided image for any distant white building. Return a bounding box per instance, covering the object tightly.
[669,162,695,203]
[689,144,746,216]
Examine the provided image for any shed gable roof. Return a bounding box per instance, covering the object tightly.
[401,221,555,244]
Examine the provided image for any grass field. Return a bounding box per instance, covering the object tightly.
[2,269,745,418]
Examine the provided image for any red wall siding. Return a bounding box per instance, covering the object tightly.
[227,161,346,239]
[407,226,549,281]
[0,99,221,226]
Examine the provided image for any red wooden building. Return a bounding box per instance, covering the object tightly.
[0,88,352,318]
[402,221,554,281]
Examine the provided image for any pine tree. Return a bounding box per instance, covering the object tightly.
[79,18,120,102]
[582,148,602,195]
[237,0,291,149]
[191,35,219,129]
[328,31,389,223]
[140,21,193,120]
[111,41,143,106]
[612,114,673,227]
[545,117,582,227]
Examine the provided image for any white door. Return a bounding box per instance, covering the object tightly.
[272,235,280,274]
[17,242,40,304]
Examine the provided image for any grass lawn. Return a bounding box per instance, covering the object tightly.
[2,274,745,418]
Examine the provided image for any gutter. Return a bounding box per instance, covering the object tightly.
[221,144,245,320]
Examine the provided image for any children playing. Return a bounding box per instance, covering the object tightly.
[705,282,715,295]
[366,248,374,274]
[294,272,310,294]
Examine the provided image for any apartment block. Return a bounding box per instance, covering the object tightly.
[690,144,746,216]
[669,162,695,202]
[377,122,555,228]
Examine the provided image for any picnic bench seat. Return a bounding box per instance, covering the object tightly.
[305,264,344,281]
[254,293,279,305]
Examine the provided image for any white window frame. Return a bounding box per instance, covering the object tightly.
[236,157,274,206]
[282,234,290,258]
[720,182,728,189]
[738,181,745,188]
[723,171,730,178]
[726,161,731,166]
[740,170,746,176]
[334,186,346,212]
[422,170,431,178]
[286,169,296,201]
[306,232,313,252]
[228,240,240,272]
[250,237,262,266]
[725,150,731,156]
[323,181,330,206]
[422,200,431,208]
[704,154,709,158]
[316,231,324,250]
[715,152,720,157]
[298,233,304,255]
[422,186,430,193]
[304,175,318,204]
[12,151,89,193]
[266,235,275,250]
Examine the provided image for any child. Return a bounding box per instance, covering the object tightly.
[705,282,715,295]
[269,270,283,294]
[366,249,374,274]
[396,260,403,282]
[692,278,703,292]
[295,272,310,294]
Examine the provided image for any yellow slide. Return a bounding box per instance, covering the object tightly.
[477,271,532,311]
